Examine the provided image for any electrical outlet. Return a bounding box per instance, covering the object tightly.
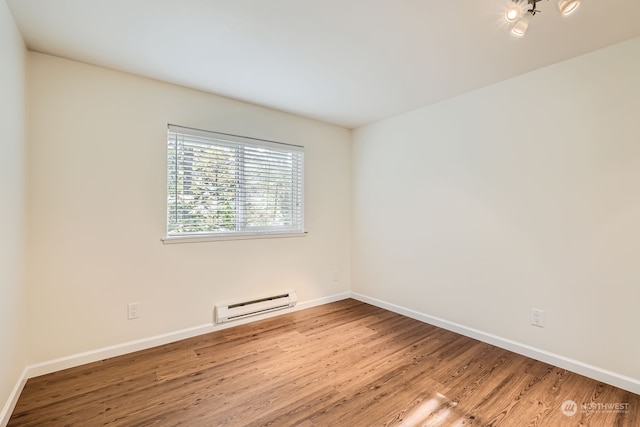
[128,302,140,320]
[530,308,544,328]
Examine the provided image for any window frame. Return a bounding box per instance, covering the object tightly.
[163,124,305,244]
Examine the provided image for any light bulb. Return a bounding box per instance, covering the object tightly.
[558,0,580,16]
[504,1,524,23]
[505,6,521,22]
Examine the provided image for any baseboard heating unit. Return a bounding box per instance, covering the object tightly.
[215,291,297,323]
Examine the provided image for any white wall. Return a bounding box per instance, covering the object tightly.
[0,0,27,417]
[26,53,351,364]
[352,37,640,381]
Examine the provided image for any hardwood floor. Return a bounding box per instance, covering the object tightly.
[9,299,639,426]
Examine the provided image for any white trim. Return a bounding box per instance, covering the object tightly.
[1,367,28,427]
[23,292,350,379]
[9,290,638,423]
[162,231,307,245]
[351,292,640,395]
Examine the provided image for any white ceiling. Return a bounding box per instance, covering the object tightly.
[7,0,640,129]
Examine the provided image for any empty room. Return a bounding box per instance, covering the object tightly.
[2,0,640,426]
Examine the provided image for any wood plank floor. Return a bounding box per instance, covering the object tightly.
[9,299,639,426]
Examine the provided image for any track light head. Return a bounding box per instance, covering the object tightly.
[504,1,524,22]
[557,0,580,16]
[511,12,532,37]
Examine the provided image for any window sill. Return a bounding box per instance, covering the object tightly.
[161,231,308,244]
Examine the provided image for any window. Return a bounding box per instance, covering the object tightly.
[165,125,304,241]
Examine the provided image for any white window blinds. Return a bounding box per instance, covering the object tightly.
[167,125,304,239]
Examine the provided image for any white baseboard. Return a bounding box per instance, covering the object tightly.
[8,289,636,425]
[4,293,349,426]
[25,291,350,379]
[3,292,353,425]
[351,292,640,395]
[1,368,28,427]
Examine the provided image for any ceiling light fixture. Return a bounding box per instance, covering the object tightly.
[505,0,580,37]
